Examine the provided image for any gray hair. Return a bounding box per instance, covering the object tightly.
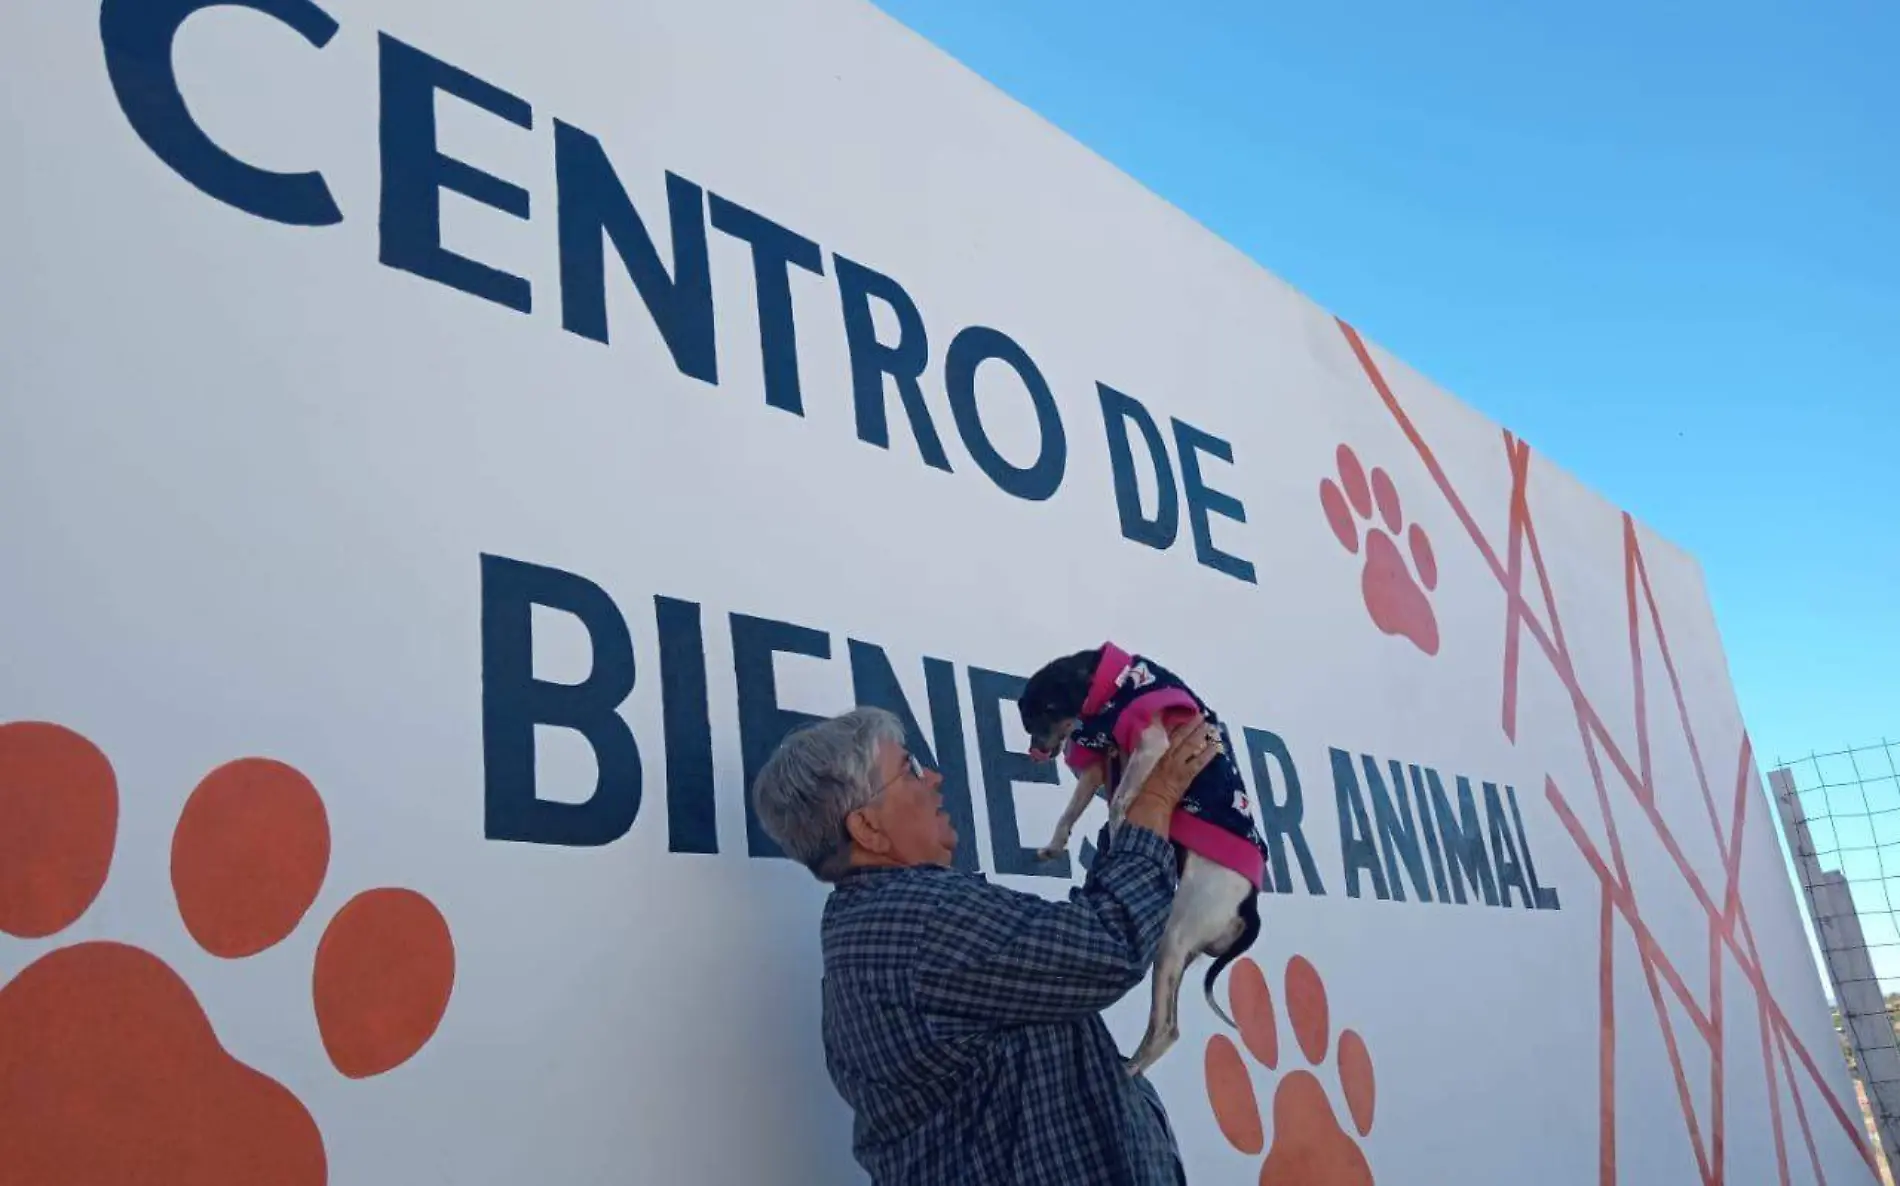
[752,706,908,882]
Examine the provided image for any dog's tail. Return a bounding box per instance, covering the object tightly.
[1203,891,1262,1029]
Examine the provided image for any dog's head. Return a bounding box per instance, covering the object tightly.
[1017,647,1103,762]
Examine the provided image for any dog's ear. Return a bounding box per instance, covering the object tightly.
[1019,646,1102,719]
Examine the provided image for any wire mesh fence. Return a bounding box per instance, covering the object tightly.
[1771,738,1900,1185]
[1777,741,1900,979]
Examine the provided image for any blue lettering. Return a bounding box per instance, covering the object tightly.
[1407,764,1453,902]
[656,596,718,855]
[378,35,533,313]
[1425,769,1500,906]
[1243,727,1325,895]
[480,554,641,846]
[1331,747,1389,899]
[1097,383,1178,550]
[943,327,1067,502]
[555,125,716,382]
[1509,785,1562,910]
[834,255,952,471]
[731,613,830,859]
[100,0,342,227]
[708,194,824,415]
[1172,418,1256,584]
[1485,781,1533,909]
[1364,756,1432,903]
[968,667,1061,877]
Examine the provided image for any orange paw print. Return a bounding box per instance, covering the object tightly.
[1320,443,1440,656]
[0,720,455,1185]
[1205,955,1376,1186]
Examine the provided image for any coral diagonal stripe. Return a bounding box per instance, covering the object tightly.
[1623,515,1654,808]
[1758,977,1795,1186]
[1602,886,1618,1186]
[1631,532,1727,862]
[1500,431,1532,744]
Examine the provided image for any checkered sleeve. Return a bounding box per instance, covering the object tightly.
[912,824,1178,1026]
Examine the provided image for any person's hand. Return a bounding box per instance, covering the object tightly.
[1122,715,1222,837]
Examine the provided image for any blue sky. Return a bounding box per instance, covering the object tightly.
[872,0,1896,772]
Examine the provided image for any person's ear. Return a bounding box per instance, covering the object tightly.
[844,804,889,854]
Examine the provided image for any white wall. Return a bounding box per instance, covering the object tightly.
[0,0,1870,1182]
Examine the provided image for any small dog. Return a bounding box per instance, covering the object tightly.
[1018,642,1268,1076]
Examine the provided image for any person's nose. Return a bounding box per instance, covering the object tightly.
[926,766,944,792]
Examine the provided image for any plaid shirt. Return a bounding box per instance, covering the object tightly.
[820,822,1186,1186]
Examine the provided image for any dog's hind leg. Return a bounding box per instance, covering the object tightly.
[1125,920,1194,1079]
[1125,854,1252,1076]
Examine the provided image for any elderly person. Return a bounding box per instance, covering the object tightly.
[753,704,1220,1186]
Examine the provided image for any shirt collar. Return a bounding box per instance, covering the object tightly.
[832,860,965,893]
[832,863,910,890]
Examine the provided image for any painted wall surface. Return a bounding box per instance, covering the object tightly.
[0,1,1870,1183]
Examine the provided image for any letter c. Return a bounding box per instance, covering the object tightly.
[100,0,343,227]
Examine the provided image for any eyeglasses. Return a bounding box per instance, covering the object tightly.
[872,751,929,795]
